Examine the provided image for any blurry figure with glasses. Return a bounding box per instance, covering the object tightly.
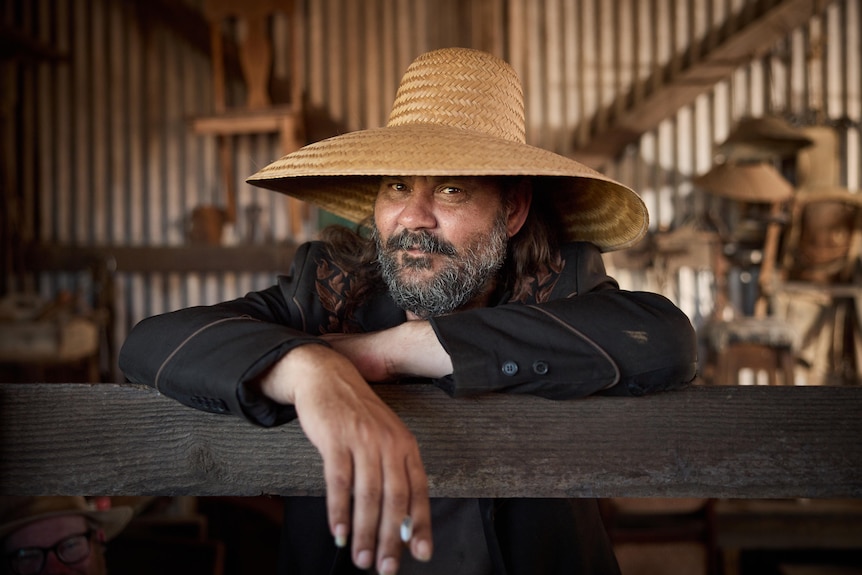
[1,497,132,575]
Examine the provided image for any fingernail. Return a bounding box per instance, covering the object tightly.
[356,550,373,569]
[414,539,432,562]
[400,516,413,543]
[380,557,399,575]
[333,524,348,548]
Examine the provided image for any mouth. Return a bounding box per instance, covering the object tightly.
[398,250,436,271]
[403,245,432,255]
[383,230,458,260]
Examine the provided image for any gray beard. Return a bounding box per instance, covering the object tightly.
[374,217,509,319]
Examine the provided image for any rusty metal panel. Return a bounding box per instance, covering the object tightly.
[3,0,861,379]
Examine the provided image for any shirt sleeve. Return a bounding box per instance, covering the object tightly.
[428,243,698,398]
[119,242,327,427]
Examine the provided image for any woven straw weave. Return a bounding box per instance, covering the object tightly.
[247,47,648,251]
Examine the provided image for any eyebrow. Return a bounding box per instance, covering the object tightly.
[381,176,486,185]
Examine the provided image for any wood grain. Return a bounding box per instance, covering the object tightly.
[2,384,860,498]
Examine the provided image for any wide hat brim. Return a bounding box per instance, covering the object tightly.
[247,123,648,252]
[0,497,133,541]
[693,162,795,203]
[718,115,814,160]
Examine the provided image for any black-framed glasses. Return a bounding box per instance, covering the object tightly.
[5,530,94,575]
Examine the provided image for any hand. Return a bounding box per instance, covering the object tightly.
[259,344,433,574]
[322,320,453,382]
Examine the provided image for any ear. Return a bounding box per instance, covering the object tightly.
[505,178,532,237]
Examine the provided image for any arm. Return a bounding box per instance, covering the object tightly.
[324,243,697,398]
[431,242,698,398]
[119,242,433,573]
[430,288,697,398]
[118,243,329,426]
[257,344,432,572]
[322,320,452,382]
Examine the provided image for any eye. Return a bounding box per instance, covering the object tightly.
[59,536,87,554]
[438,185,463,195]
[381,179,409,194]
[13,548,41,561]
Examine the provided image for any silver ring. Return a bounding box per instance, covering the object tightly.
[400,516,413,543]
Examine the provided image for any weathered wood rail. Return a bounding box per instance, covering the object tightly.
[1,383,860,498]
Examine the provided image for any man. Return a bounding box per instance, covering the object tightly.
[1,498,132,575]
[120,47,697,574]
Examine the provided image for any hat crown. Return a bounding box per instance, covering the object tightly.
[386,48,526,143]
[0,497,134,541]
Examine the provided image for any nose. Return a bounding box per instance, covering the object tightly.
[396,188,437,230]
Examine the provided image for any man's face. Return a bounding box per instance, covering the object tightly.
[3,516,105,575]
[373,176,526,318]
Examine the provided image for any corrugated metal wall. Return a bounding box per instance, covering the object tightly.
[3,0,860,379]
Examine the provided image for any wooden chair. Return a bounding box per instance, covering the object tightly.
[771,187,862,384]
[701,225,799,387]
[706,316,797,386]
[694,162,800,386]
[191,0,307,240]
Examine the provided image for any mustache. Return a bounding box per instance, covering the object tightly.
[385,230,458,256]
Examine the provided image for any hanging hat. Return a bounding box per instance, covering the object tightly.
[693,162,795,203]
[246,47,648,252]
[717,115,814,161]
[0,497,133,541]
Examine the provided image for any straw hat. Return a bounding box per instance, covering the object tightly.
[693,162,795,203]
[717,115,814,161]
[247,47,648,252]
[0,497,133,541]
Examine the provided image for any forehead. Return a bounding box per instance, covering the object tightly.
[3,515,89,550]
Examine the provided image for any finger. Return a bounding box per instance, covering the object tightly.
[376,449,413,575]
[405,451,433,562]
[350,449,383,571]
[322,447,354,550]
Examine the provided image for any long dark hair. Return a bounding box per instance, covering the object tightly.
[321,177,563,309]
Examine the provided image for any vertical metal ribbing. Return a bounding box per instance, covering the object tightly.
[6,0,861,378]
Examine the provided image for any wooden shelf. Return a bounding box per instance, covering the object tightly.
[24,243,299,274]
[190,106,301,135]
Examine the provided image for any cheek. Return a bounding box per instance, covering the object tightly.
[373,201,398,234]
[439,210,497,242]
[374,216,394,243]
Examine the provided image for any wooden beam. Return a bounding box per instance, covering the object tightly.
[24,243,298,274]
[190,105,301,135]
[1,384,860,498]
[571,0,835,168]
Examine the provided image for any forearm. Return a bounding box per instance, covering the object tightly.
[430,290,698,398]
[322,320,453,382]
[384,320,453,379]
[119,299,322,425]
[257,342,335,405]
[255,338,434,571]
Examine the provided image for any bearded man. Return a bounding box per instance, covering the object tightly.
[120,48,697,575]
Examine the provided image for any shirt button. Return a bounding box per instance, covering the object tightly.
[532,361,550,375]
[501,361,519,376]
